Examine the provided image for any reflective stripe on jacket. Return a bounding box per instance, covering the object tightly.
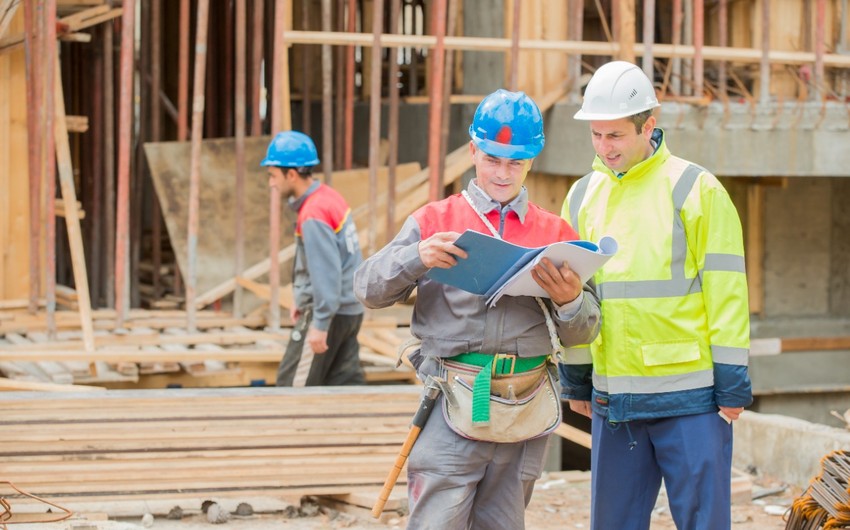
[561,129,752,422]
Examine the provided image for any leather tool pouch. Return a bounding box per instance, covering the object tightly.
[441,359,562,443]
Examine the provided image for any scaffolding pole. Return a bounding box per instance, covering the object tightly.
[427,0,447,203]
[115,0,135,326]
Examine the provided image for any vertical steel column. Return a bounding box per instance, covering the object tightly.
[186,0,211,332]
[321,0,334,183]
[268,0,290,332]
[343,0,355,169]
[251,0,264,136]
[437,0,457,188]
[671,0,682,95]
[334,0,345,167]
[569,0,584,98]
[103,8,116,308]
[234,0,247,318]
[43,0,56,337]
[642,0,655,80]
[386,0,400,243]
[814,0,826,100]
[367,0,385,256]
[509,0,521,91]
[718,0,728,101]
[427,0,447,203]
[151,0,163,298]
[115,0,135,326]
[760,0,770,105]
[693,0,704,97]
[24,0,42,314]
[301,2,311,135]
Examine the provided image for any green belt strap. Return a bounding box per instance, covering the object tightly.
[449,352,548,425]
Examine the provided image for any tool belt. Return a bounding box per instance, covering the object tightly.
[441,352,561,443]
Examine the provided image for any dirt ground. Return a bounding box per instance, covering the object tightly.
[11,471,798,530]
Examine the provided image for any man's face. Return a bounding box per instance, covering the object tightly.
[589,115,656,174]
[470,143,532,206]
[267,166,293,198]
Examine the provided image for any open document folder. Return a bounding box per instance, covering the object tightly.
[426,229,618,307]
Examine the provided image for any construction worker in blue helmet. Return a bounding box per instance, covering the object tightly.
[354,90,601,529]
[560,60,752,530]
[261,130,366,387]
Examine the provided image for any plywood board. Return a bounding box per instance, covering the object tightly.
[0,8,29,301]
[144,137,420,303]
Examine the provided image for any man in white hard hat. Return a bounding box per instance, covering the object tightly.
[559,61,752,530]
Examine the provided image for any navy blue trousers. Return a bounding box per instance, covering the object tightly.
[590,411,733,530]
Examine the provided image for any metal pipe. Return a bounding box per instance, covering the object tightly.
[367,0,384,256]
[24,0,42,314]
[115,0,135,326]
[178,0,189,141]
[693,0,704,97]
[509,0,521,91]
[234,0,247,318]
[642,0,655,80]
[672,0,682,95]
[343,0,355,169]
[251,0,264,136]
[268,0,290,332]
[301,1,312,135]
[321,0,333,183]
[334,0,345,167]
[815,0,826,100]
[569,0,584,98]
[151,0,162,298]
[427,0,447,203]
[718,0,728,101]
[186,0,211,332]
[760,0,770,104]
[386,0,400,244]
[103,5,115,308]
[437,0,457,190]
[43,0,56,337]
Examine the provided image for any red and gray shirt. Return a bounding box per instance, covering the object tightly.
[289,181,364,331]
[354,180,600,359]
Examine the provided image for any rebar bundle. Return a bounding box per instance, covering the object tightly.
[786,451,850,530]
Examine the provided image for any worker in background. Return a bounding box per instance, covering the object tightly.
[354,89,600,530]
[261,131,365,387]
[560,60,753,530]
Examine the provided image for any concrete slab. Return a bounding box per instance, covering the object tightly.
[733,410,850,488]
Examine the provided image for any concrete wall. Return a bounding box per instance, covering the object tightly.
[734,410,850,488]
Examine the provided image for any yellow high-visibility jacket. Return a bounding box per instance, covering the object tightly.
[561,129,752,422]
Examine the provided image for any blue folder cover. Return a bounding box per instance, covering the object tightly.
[425,229,618,305]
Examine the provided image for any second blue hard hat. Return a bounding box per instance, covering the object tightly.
[260,130,320,167]
[468,89,545,159]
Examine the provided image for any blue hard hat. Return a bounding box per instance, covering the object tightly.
[260,130,320,167]
[468,89,544,159]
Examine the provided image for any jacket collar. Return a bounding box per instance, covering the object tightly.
[592,128,670,182]
[466,179,529,223]
[289,179,321,211]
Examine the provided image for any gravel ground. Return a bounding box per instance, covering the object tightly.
[9,471,798,530]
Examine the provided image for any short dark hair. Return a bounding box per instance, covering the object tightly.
[628,110,654,134]
[279,166,313,177]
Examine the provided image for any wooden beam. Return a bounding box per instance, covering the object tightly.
[53,57,95,355]
[553,422,592,449]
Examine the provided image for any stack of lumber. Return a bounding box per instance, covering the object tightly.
[0,307,418,388]
[0,386,422,507]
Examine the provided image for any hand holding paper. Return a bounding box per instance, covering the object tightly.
[425,230,618,306]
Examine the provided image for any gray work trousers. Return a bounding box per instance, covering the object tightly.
[405,392,550,530]
[275,310,365,387]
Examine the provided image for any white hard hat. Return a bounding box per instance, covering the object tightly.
[574,61,660,120]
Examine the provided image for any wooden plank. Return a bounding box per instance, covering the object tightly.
[0,376,104,392]
[52,56,95,355]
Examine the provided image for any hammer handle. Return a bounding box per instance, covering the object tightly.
[371,390,439,518]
